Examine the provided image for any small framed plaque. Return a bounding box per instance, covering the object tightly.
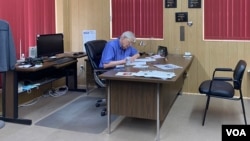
[188,0,201,8]
[175,12,188,22]
[165,0,177,8]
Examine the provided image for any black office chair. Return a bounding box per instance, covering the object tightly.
[199,60,247,126]
[84,40,107,116]
[157,46,168,57]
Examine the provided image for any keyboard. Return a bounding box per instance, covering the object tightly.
[54,57,75,65]
[132,70,176,80]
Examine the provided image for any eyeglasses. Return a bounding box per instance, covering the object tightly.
[126,38,136,45]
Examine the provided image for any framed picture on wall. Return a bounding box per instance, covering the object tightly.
[188,0,201,8]
[165,0,177,8]
[175,12,188,22]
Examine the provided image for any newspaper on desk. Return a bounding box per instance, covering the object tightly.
[132,70,176,80]
[116,70,176,80]
[154,64,183,70]
[115,58,178,79]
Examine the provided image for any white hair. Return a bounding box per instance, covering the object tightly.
[121,31,136,42]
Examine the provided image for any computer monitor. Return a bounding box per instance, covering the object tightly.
[36,33,64,58]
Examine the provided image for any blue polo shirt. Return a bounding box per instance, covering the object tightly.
[99,38,138,68]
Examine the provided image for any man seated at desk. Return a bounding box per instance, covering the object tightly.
[99,31,140,69]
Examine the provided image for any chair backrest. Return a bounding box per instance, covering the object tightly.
[233,60,247,89]
[157,46,168,57]
[84,40,107,69]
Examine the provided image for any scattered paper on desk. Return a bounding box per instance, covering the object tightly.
[116,72,135,76]
[18,64,43,68]
[146,54,164,59]
[18,64,32,68]
[132,70,176,80]
[34,64,42,68]
[128,61,147,66]
[154,64,183,70]
[135,58,156,62]
[116,65,125,68]
[133,65,149,68]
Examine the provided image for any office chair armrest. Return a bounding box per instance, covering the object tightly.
[94,69,108,73]
[213,77,233,81]
[93,69,108,88]
[212,68,233,78]
[214,68,233,72]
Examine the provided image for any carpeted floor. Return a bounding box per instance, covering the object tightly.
[35,96,117,134]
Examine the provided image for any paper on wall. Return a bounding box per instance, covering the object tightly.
[82,30,96,52]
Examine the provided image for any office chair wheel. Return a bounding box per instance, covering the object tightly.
[101,110,106,116]
[96,103,100,107]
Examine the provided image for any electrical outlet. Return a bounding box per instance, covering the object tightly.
[80,65,85,72]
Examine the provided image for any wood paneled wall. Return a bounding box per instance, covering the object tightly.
[55,0,250,97]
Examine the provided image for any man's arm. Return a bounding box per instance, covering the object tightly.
[103,59,126,69]
[103,53,139,69]
[129,53,140,62]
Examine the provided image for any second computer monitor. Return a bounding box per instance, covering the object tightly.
[36,33,64,58]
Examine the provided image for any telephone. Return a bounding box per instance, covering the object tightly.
[157,46,168,57]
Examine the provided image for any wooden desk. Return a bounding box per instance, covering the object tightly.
[99,54,193,140]
[0,53,86,125]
